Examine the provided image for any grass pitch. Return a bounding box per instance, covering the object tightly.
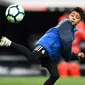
[0,76,85,85]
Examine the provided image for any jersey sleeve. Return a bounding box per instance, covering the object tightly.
[58,20,73,62]
[71,52,79,60]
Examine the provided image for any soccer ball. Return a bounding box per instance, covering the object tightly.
[5,4,25,23]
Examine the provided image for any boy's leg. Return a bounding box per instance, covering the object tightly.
[11,42,48,61]
[43,60,60,85]
[0,37,48,61]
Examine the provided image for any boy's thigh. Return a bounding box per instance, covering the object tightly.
[40,58,59,76]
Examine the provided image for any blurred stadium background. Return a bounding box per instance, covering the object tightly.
[0,0,85,85]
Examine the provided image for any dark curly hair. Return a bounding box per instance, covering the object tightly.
[72,7,85,19]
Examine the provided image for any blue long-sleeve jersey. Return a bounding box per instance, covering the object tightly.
[36,18,77,61]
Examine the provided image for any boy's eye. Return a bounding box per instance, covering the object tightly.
[76,15,80,19]
[71,15,74,17]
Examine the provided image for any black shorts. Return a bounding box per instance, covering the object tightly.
[34,45,59,67]
[34,45,59,76]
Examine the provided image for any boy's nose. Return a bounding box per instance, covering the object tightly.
[72,18,75,20]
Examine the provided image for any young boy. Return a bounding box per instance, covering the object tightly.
[0,7,85,85]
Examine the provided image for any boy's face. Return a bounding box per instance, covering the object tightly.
[69,11,81,25]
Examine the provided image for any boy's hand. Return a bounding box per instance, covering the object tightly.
[78,52,85,58]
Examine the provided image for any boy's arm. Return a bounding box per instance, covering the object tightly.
[58,20,73,62]
[71,52,79,60]
[71,52,85,60]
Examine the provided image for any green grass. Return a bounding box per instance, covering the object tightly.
[0,76,85,85]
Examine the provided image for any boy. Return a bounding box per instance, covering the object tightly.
[0,7,85,85]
